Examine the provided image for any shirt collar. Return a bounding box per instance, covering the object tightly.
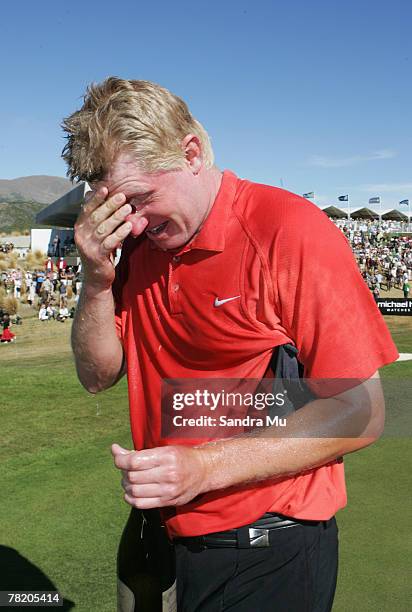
[182,169,238,254]
[147,169,238,255]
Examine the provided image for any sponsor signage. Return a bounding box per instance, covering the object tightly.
[375,298,412,316]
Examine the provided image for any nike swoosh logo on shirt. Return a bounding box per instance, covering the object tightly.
[214,296,241,307]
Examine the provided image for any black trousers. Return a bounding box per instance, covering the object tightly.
[175,518,338,612]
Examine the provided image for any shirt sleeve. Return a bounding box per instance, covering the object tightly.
[271,202,399,381]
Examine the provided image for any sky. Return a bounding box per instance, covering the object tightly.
[0,0,411,211]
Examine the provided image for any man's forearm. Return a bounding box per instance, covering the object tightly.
[112,374,385,509]
[71,283,124,393]
[196,378,384,494]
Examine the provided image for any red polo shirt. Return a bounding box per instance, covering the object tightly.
[113,170,398,537]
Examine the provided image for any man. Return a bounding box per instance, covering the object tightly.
[41,276,52,303]
[376,271,383,291]
[52,234,61,257]
[13,270,22,300]
[45,256,54,274]
[58,256,67,273]
[63,77,398,611]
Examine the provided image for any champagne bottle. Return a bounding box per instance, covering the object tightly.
[117,508,176,612]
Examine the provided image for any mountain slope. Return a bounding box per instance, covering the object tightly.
[0,175,72,205]
[0,175,74,234]
[0,200,47,234]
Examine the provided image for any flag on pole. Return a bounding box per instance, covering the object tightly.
[303,192,314,199]
[369,197,380,204]
[399,199,409,207]
[338,195,348,202]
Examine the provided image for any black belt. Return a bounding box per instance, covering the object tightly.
[174,513,330,550]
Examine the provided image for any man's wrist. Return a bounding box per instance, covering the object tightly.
[193,442,232,494]
[81,279,114,299]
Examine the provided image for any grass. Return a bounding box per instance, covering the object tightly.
[0,310,411,610]
[0,313,132,611]
[331,314,412,612]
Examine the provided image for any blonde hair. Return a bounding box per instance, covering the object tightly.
[62,77,214,182]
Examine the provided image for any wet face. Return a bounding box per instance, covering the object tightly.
[95,152,212,251]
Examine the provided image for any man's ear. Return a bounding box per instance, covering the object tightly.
[182,134,202,175]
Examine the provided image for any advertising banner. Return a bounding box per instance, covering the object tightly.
[375,298,412,315]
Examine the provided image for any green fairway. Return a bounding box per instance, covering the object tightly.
[334,315,412,612]
[0,316,133,611]
[0,312,411,611]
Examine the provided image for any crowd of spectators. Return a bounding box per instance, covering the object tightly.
[332,218,411,298]
[0,257,82,338]
[1,266,82,304]
[1,242,15,253]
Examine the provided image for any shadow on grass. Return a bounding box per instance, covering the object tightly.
[0,545,75,610]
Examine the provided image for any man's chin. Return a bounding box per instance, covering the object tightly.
[146,227,194,251]
[147,233,185,251]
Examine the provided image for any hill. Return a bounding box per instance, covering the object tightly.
[0,199,47,234]
[0,175,73,234]
[0,175,72,204]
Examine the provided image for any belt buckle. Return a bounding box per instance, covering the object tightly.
[248,527,270,547]
[199,536,208,551]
